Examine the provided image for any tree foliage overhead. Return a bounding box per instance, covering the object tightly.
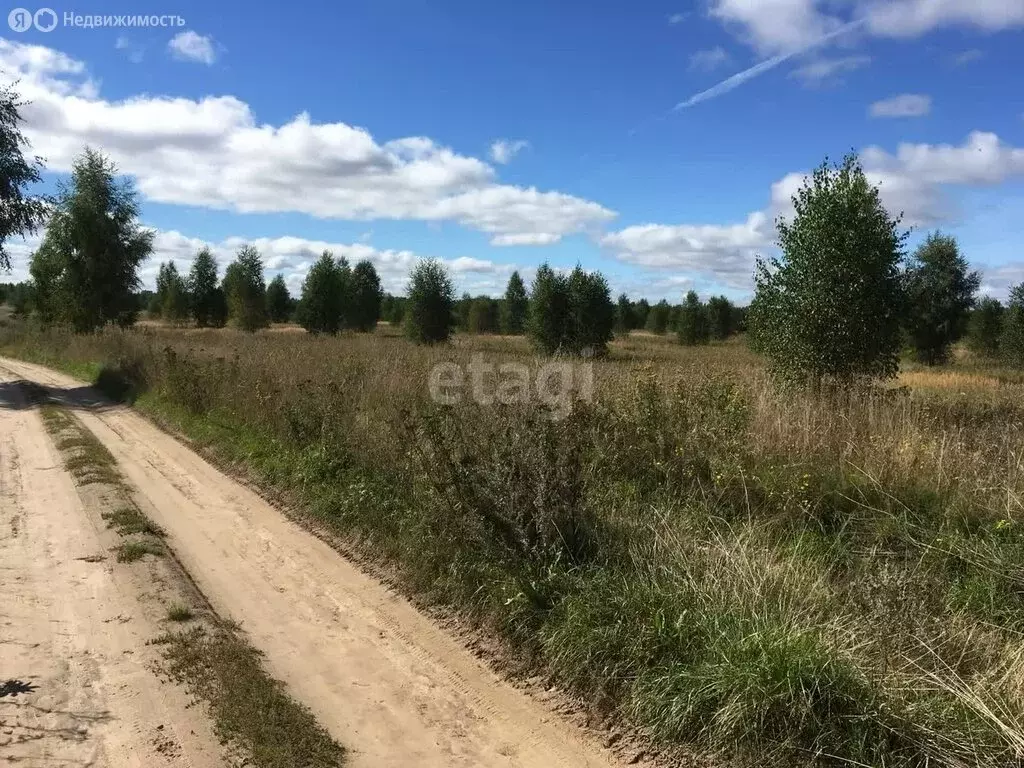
[904,232,979,365]
[1,83,49,273]
[266,273,292,324]
[405,258,456,344]
[224,244,268,332]
[501,270,529,335]
[29,147,153,331]
[751,153,907,384]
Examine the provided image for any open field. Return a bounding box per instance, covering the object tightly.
[2,321,1024,766]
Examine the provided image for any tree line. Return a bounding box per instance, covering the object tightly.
[2,83,1022,370]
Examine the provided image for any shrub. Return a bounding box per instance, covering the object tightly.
[500,271,529,335]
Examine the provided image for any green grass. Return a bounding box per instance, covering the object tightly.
[166,603,194,622]
[116,539,164,563]
[103,506,165,537]
[155,625,344,767]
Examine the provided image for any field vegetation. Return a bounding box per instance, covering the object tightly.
[4,80,1024,767]
[3,322,1023,766]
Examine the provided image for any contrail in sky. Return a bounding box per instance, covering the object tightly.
[674,18,867,110]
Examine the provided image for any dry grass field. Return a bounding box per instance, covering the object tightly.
[3,319,1024,767]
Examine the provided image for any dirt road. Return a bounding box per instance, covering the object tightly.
[0,357,621,768]
[0,370,224,766]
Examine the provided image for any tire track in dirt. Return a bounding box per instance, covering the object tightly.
[0,370,225,767]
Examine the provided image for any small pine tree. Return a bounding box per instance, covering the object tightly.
[567,266,615,356]
[296,251,343,334]
[634,299,651,330]
[188,247,220,328]
[614,293,635,336]
[266,274,292,324]
[501,271,529,335]
[405,259,456,344]
[527,264,570,354]
[645,300,671,334]
[225,245,268,332]
[349,260,383,332]
[155,262,189,324]
[707,295,735,341]
[968,297,1004,359]
[904,232,980,365]
[677,291,710,345]
[1001,285,1024,368]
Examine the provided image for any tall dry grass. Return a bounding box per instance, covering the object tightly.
[3,320,1024,767]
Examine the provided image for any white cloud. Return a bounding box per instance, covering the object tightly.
[864,0,1024,37]
[869,93,932,118]
[107,229,518,298]
[600,212,771,288]
[952,48,984,66]
[115,36,144,64]
[789,54,871,85]
[689,46,731,71]
[668,12,690,25]
[489,139,529,164]
[603,131,1024,290]
[168,31,217,65]
[709,0,1024,54]
[0,39,614,247]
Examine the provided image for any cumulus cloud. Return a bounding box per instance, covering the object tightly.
[709,0,1024,55]
[869,93,932,118]
[168,31,217,65]
[689,46,731,71]
[600,212,771,289]
[0,226,519,297]
[0,39,613,246]
[603,132,1024,290]
[489,139,529,164]
[789,54,871,85]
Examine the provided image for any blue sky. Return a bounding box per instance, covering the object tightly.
[2,0,1023,301]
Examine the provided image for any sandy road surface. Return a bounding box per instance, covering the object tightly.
[0,370,223,767]
[0,357,621,768]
